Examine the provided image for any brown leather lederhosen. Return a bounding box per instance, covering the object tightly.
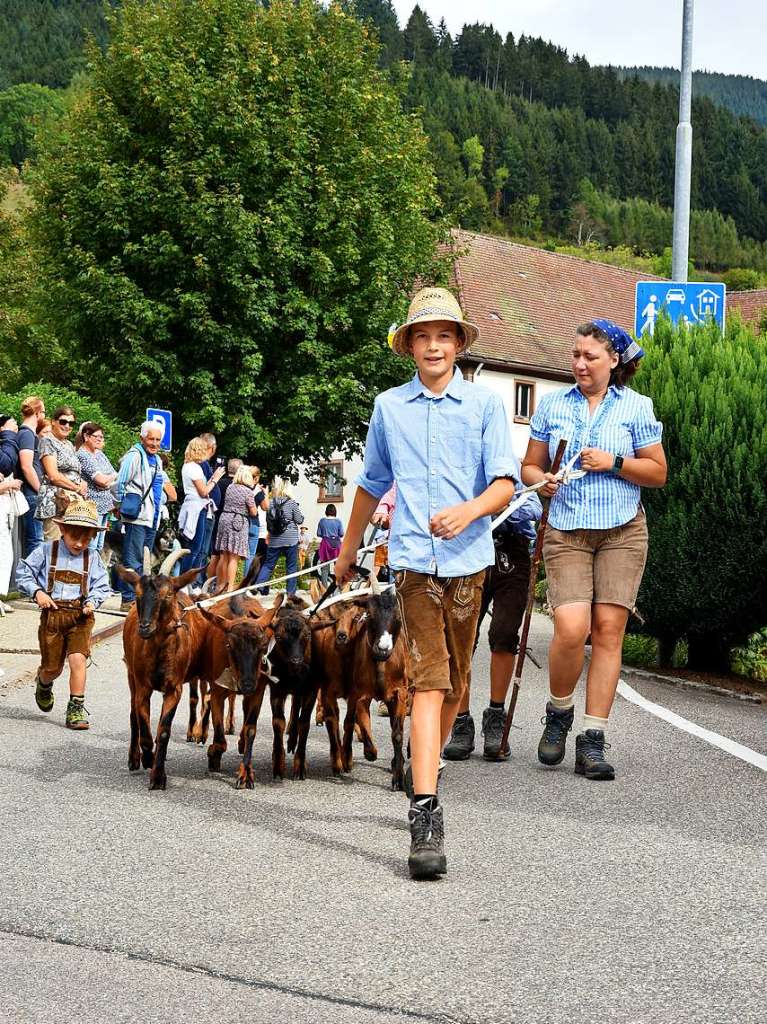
[38,541,95,676]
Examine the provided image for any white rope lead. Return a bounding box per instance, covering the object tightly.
[490,449,587,532]
[193,535,391,611]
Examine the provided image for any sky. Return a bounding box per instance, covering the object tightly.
[392,0,767,81]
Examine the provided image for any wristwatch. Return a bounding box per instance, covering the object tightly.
[611,455,624,475]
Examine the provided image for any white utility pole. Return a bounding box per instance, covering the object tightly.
[671,0,695,282]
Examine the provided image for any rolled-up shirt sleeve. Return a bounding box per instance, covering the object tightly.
[481,393,520,483]
[631,397,663,450]
[529,397,551,443]
[356,401,394,500]
[88,554,112,608]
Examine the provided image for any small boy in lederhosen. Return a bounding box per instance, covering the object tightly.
[16,499,111,730]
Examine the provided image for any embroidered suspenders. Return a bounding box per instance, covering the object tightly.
[46,541,90,598]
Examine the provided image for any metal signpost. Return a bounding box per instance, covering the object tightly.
[635,282,726,336]
[146,407,173,450]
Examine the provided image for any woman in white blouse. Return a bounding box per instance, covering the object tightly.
[178,437,224,576]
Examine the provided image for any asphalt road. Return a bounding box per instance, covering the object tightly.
[0,613,764,1024]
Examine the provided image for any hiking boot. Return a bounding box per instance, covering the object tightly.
[34,673,54,713]
[408,802,447,879]
[538,702,575,766]
[403,758,445,801]
[442,714,475,760]
[482,706,510,761]
[65,699,90,731]
[574,729,615,780]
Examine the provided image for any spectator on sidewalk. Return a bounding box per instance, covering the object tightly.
[214,465,262,593]
[255,479,304,595]
[17,397,46,556]
[198,432,222,577]
[243,467,267,577]
[0,471,23,606]
[0,414,19,477]
[76,422,117,554]
[35,406,88,542]
[178,437,224,578]
[316,503,344,586]
[113,421,166,608]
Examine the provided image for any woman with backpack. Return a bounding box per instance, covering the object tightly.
[254,478,304,595]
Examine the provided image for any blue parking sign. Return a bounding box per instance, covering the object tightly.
[635,282,726,337]
[146,408,172,450]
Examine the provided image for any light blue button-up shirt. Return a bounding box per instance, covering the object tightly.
[357,368,519,576]
[16,539,111,606]
[529,384,663,531]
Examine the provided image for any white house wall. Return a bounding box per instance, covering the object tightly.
[290,368,563,539]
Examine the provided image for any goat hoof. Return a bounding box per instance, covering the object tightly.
[141,752,153,770]
[292,766,307,781]
[364,748,378,763]
[391,775,405,792]
[225,726,234,736]
[149,776,167,791]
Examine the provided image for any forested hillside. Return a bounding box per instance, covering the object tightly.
[617,67,767,126]
[2,0,767,279]
[0,0,112,88]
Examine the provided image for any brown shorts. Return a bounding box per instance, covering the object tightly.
[39,603,94,676]
[395,569,485,703]
[542,508,648,611]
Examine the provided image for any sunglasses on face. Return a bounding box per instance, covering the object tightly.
[57,418,75,427]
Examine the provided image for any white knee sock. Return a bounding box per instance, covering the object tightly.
[583,713,609,735]
[549,689,575,710]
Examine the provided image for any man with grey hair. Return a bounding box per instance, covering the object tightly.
[113,421,166,608]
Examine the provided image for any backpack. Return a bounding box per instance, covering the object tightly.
[266,497,290,537]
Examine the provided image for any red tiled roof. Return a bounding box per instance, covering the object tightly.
[450,230,665,377]
[729,289,767,324]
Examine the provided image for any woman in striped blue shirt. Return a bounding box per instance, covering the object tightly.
[522,319,667,780]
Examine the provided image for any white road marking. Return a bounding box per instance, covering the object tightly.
[617,679,767,772]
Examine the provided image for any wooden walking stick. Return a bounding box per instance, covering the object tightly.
[499,437,568,754]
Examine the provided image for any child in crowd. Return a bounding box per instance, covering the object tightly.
[16,499,111,730]
[297,525,310,570]
[335,287,517,880]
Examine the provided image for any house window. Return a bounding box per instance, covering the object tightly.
[514,381,535,423]
[318,460,344,502]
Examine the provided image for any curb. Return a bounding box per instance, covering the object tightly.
[0,618,124,691]
[621,664,765,705]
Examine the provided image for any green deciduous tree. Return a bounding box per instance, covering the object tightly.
[30,0,443,472]
[634,316,767,670]
[0,84,65,168]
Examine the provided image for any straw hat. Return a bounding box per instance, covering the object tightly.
[53,498,106,531]
[389,287,480,357]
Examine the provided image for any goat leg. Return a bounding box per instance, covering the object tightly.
[286,695,300,754]
[149,686,182,790]
[388,690,407,792]
[128,677,142,771]
[322,693,344,777]
[225,691,236,736]
[270,691,287,780]
[341,699,357,774]
[355,696,378,762]
[137,687,154,770]
[292,689,317,781]
[187,678,199,742]
[236,680,266,790]
[192,680,210,744]
[207,685,228,773]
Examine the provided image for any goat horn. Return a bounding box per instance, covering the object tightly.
[158,548,191,577]
[142,547,152,577]
[369,571,381,595]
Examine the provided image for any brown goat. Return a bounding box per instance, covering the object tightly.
[195,597,282,788]
[118,548,207,790]
[317,580,408,790]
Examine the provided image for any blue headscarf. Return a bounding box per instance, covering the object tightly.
[591,318,644,364]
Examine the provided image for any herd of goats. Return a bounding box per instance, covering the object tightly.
[117,547,408,792]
